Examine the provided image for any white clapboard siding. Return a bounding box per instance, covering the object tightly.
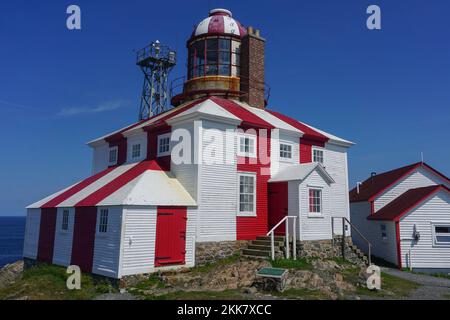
[399,190,450,269]
[23,209,41,259]
[119,206,157,276]
[92,206,123,278]
[52,208,75,266]
[126,131,147,164]
[185,207,197,267]
[375,167,450,212]
[350,202,398,264]
[270,132,300,177]
[92,143,109,174]
[324,143,350,235]
[297,170,332,241]
[171,122,199,201]
[197,120,237,242]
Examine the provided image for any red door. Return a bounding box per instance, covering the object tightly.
[154,206,187,267]
[71,206,97,273]
[268,182,288,235]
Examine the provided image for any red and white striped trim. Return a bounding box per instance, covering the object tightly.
[192,9,246,38]
[27,160,196,209]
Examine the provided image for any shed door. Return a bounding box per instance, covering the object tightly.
[154,207,187,267]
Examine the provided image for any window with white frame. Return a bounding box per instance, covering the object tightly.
[61,209,69,231]
[432,224,450,246]
[313,148,324,164]
[108,147,118,165]
[131,143,141,159]
[157,134,171,157]
[238,173,256,215]
[238,134,256,158]
[279,143,292,160]
[308,189,322,213]
[380,224,387,241]
[98,209,109,233]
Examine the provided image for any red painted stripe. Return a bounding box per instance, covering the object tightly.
[208,15,224,34]
[75,160,164,207]
[71,206,97,273]
[299,137,325,164]
[211,97,274,129]
[266,109,328,142]
[147,127,172,171]
[107,137,127,166]
[37,208,57,263]
[236,129,271,240]
[41,166,116,208]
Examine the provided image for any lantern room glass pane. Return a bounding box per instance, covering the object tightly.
[207,38,218,51]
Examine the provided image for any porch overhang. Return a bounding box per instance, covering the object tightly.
[269,163,335,184]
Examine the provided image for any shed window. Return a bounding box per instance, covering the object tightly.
[61,210,69,231]
[238,134,256,158]
[280,143,292,160]
[131,144,141,159]
[313,148,324,164]
[238,173,256,216]
[157,134,171,157]
[99,209,109,233]
[309,189,322,213]
[433,224,450,246]
[109,147,118,165]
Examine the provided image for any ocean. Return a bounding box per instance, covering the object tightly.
[0,217,25,268]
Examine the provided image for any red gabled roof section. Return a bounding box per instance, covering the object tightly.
[210,97,274,129]
[41,166,116,208]
[350,162,450,203]
[75,160,165,207]
[368,185,449,221]
[266,109,328,142]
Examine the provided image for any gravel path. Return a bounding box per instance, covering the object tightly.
[382,267,450,300]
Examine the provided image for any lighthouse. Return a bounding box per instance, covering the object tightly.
[172,8,267,109]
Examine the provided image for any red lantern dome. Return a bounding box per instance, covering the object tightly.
[190,9,247,40]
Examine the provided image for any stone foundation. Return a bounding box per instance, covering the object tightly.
[195,241,250,266]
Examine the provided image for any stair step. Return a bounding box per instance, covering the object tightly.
[247,245,273,251]
[251,240,285,247]
[242,249,272,257]
[256,236,286,242]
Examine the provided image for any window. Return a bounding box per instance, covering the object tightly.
[98,209,109,234]
[109,147,118,165]
[157,134,171,157]
[61,209,69,231]
[433,224,450,246]
[280,143,292,160]
[309,189,322,213]
[188,37,241,79]
[131,144,141,159]
[238,173,256,216]
[238,134,256,158]
[313,148,324,164]
[380,224,387,241]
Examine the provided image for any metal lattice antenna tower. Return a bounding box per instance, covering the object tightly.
[136,40,176,120]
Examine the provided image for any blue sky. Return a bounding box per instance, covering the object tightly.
[0,0,449,216]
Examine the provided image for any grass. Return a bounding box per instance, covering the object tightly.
[272,288,328,300]
[356,272,420,298]
[271,258,313,270]
[144,289,247,300]
[0,264,116,300]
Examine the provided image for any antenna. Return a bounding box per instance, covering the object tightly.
[421,152,424,163]
[136,40,177,120]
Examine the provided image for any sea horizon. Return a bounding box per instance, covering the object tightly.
[0,216,26,268]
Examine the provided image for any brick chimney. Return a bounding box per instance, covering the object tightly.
[240,26,266,109]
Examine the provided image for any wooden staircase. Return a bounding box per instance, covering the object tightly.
[242,236,286,259]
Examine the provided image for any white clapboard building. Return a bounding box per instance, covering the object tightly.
[23,8,354,278]
[350,162,450,272]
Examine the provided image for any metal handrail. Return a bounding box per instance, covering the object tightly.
[266,216,297,261]
[332,217,372,265]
